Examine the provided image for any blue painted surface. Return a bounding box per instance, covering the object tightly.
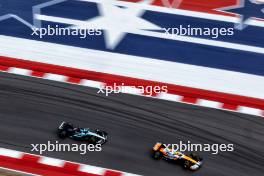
[0,0,263,76]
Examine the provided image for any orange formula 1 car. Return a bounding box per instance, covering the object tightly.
[152,142,203,171]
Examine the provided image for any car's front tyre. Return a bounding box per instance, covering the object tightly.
[152,151,162,160]
[95,130,108,145]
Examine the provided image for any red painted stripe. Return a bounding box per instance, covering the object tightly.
[21,154,40,163]
[66,77,82,84]
[222,103,238,110]
[181,96,198,104]
[0,65,10,71]
[103,170,123,176]
[0,56,264,111]
[31,70,46,77]
[63,162,80,171]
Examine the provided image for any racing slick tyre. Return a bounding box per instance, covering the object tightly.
[58,121,73,138]
[183,160,191,169]
[89,135,106,145]
[58,130,67,139]
[152,151,162,160]
[89,136,97,144]
[95,130,108,145]
[190,153,203,161]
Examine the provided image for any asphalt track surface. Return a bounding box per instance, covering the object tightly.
[0,72,264,176]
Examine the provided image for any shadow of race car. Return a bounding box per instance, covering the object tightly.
[152,142,203,171]
[58,121,108,145]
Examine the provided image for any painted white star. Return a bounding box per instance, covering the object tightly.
[71,0,161,49]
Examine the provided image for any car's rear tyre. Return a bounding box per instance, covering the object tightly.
[58,130,67,139]
[152,151,162,160]
[89,136,98,144]
[183,160,191,169]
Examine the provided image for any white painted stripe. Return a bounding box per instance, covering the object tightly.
[0,36,264,99]
[80,79,104,89]
[78,165,106,175]
[38,157,65,167]
[197,99,222,108]
[157,92,182,102]
[0,148,23,158]
[43,73,67,82]
[238,106,263,116]
[8,67,31,76]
